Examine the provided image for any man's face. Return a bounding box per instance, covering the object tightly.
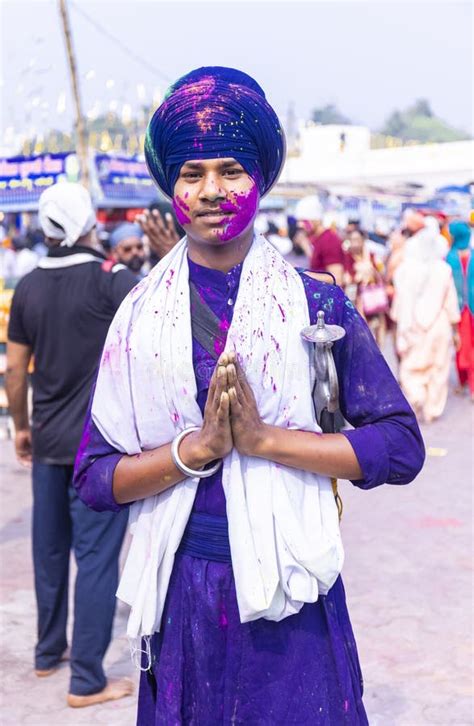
[172,158,259,245]
[115,236,146,272]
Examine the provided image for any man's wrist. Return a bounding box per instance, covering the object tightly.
[252,424,277,459]
[13,420,30,434]
[178,431,216,470]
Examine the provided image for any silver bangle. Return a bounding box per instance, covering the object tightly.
[171,426,222,479]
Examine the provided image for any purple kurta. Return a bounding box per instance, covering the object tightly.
[74,260,424,725]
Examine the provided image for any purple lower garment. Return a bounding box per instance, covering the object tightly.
[137,557,367,726]
[136,369,368,725]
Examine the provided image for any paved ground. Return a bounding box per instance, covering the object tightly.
[0,369,472,725]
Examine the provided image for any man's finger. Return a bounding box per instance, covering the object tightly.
[226,363,237,386]
[232,373,247,404]
[213,365,227,408]
[228,386,243,416]
[151,209,166,233]
[206,362,220,404]
[217,391,230,419]
[18,454,32,468]
[232,359,251,400]
[165,213,178,239]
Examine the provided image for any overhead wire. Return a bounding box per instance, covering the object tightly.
[69,1,172,84]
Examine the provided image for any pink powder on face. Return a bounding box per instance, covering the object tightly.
[175,195,190,211]
[216,180,259,242]
[172,196,191,225]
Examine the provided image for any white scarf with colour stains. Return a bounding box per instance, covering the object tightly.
[91,234,343,642]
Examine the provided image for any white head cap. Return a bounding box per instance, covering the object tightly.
[294,195,323,222]
[38,182,96,247]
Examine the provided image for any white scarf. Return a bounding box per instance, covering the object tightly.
[91,235,343,640]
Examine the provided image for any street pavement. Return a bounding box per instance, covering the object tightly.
[0,373,472,725]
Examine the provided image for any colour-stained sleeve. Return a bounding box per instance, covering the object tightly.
[73,397,127,513]
[301,274,425,489]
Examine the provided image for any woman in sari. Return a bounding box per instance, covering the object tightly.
[392,220,460,422]
[446,221,473,401]
[74,67,424,725]
[343,229,388,349]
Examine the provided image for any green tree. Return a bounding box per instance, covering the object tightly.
[380,98,469,142]
[311,104,352,125]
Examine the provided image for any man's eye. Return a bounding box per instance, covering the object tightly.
[183,172,200,180]
[224,169,241,176]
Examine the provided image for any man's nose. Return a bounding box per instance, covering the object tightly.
[199,173,225,201]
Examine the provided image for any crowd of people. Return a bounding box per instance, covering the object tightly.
[2,193,473,429]
[2,192,473,430]
[279,200,473,422]
[0,65,470,723]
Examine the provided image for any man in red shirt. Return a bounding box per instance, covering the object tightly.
[294,196,345,285]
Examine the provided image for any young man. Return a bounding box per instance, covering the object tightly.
[6,182,136,707]
[74,68,424,724]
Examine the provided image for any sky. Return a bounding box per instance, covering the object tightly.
[0,0,472,144]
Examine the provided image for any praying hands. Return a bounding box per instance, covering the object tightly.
[196,351,363,480]
[214,352,267,457]
[113,351,362,506]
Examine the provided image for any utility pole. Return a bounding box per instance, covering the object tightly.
[58,0,89,188]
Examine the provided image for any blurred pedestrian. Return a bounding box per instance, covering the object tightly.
[109,221,147,277]
[294,195,345,284]
[447,221,473,401]
[402,208,426,236]
[343,229,388,348]
[391,221,460,422]
[386,228,408,285]
[5,182,136,707]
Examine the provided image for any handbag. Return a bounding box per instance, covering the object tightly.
[359,282,389,316]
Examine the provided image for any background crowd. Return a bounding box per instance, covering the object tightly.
[1,197,473,432]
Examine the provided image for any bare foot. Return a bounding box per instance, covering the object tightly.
[35,647,70,677]
[35,667,57,678]
[67,677,134,708]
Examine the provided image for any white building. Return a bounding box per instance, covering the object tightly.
[280,122,474,192]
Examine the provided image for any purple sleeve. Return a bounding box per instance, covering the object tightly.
[73,401,126,513]
[301,274,425,489]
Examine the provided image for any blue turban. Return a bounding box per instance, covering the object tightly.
[448,220,471,251]
[109,222,143,249]
[145,67,286,199]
